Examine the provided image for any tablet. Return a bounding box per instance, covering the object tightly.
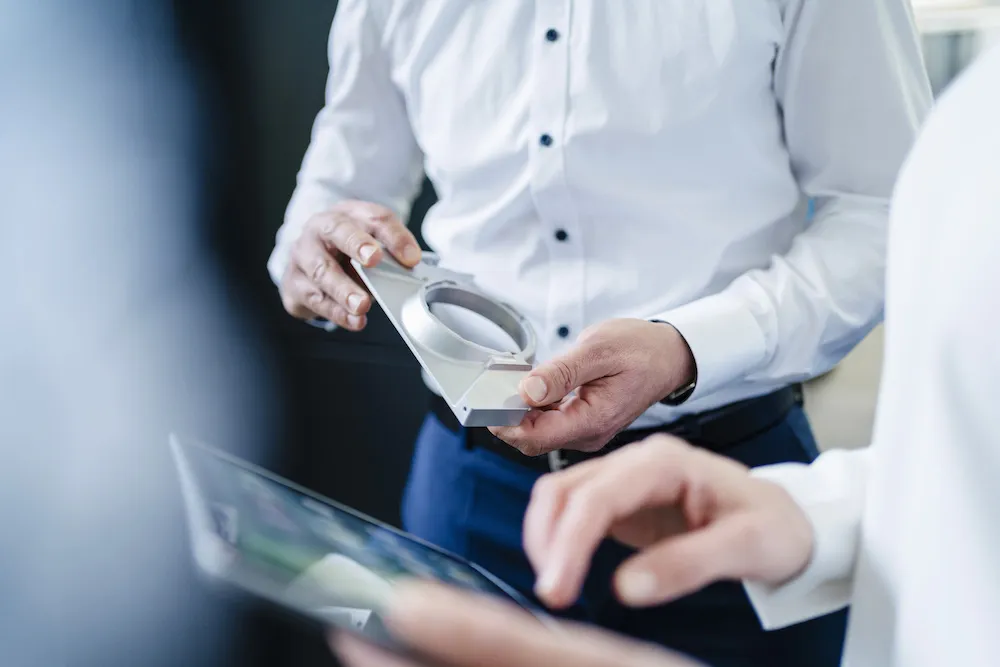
[170,435,552,650]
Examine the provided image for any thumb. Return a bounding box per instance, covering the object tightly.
[612,516,767,607]
[519,342,618,407]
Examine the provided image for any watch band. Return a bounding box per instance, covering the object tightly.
[648,319,698,406]
[306,317,338,332]
[663,376,697,406]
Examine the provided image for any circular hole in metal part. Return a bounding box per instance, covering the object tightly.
[425,284,529,355]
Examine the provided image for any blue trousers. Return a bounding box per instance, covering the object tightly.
[401,405,847,667]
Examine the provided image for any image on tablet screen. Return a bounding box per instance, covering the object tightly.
[174,438,512,633]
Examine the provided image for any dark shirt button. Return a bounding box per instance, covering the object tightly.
[554,229,568,242]
[539,133,553,147]
[545,28,560,42]
[557,326,570,338]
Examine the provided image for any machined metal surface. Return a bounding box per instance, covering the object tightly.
[352,252,536,427]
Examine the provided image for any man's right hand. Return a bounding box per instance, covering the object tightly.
[278,200,422,331]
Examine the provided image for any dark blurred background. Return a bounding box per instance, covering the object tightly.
[169,0,435,665]
[169,0,436,522]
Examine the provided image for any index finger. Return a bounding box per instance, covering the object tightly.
[523,460,605,573]
[340,201,422,268]
[532,440,694,608]
[312,209,384,267]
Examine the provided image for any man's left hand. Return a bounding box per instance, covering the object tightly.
[489,319,695,455]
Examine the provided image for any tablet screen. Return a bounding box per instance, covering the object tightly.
[171,436,534,643]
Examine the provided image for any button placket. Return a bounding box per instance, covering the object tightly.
[530,1,585,351]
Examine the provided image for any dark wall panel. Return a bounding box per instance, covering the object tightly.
[169,1,437,664]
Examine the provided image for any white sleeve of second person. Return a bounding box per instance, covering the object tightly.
[651,0,932,401]
[743,447,872,629]
[266,0,424,286]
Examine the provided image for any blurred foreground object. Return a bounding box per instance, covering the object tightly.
[805,3,1000,451]
[333,582,704,667]
[0,1,276,665]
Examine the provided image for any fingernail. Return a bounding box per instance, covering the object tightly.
[534,567,559,599]
[347,314,364,329]
[347,294,364,313]
[402,245,421,265]
[618,570,659,605]
[359,244,377,263]
[522,376,548,403]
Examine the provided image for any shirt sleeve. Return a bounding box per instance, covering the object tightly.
[650,0,932,401]
[743,447,873,629]
[266,0,424,286]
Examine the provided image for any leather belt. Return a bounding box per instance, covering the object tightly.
[430,385,803,474]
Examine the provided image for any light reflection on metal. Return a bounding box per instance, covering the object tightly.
[353,253,536,427]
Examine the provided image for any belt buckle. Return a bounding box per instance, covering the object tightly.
[547,449,569,472]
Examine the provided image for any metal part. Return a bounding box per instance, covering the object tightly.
[547,450,568,472]
[352,252,536,427]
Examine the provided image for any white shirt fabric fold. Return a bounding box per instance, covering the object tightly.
[270,0,930,425]
[744,45,1000,667]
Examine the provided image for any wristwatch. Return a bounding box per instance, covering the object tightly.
[649,319,698,406]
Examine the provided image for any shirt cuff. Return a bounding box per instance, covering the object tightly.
[267,243,292,287]
[650,289,768,402]
[742,457,862,629]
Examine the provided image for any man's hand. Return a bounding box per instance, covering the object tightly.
[524,435,814,610]
[278,200,422,331]
[331,581,701,667]
[490,319,695,455]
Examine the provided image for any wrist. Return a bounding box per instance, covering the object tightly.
[648,320,697,404]
[764,482,816,586]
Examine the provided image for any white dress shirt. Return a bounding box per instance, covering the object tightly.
[745,45,1000,666]
[269,0,931,426]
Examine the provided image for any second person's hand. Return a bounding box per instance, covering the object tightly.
[523,435,816,610]
[332,581,703,667]
[278,200,422,330]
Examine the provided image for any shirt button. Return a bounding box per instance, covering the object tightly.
[545,28,560,42]
[557,326,570,339]
[539,133,553,147]
[554,229,568,242]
